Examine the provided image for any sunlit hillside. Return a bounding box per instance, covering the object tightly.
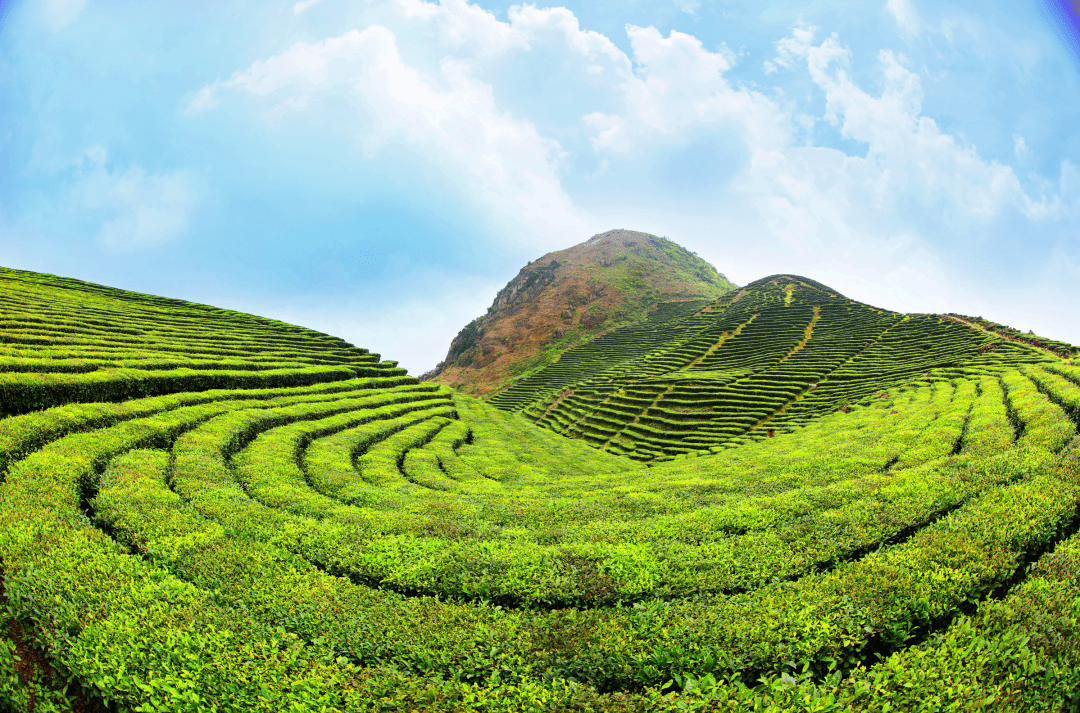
[1,266,1079,712]
[496,274,1054,459]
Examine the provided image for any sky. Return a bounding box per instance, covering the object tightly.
[1,0,1079,374]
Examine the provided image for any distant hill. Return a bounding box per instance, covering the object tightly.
[491,274,1060,460]
[425,229,736,396]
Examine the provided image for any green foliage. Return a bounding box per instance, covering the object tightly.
[1,266,1078,710]
[506,275,1048,461]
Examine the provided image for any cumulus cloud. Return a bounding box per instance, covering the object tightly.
[184,1,1080,326]
[799,37,1063,224]
[580,25,786,157]
[571,19,1079,315]
[395,0,630,67]
[72,147,197,250]
[187,21,592,249]
[395,0,526,55]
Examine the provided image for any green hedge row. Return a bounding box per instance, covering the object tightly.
[0,375,415,478]
[0,365,376,417]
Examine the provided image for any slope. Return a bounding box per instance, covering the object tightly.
[426,229,736,397]
[496,274,1055,460]
[2,265,1080,712]
[0,265,407,419]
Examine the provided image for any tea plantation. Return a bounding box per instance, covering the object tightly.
[499,276,1051,460]
[2,266,1080,712]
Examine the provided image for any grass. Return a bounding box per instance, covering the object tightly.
[0,266,1078,711]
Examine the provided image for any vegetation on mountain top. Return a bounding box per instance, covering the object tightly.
[426,230,736,397]
[1,264,1080,711]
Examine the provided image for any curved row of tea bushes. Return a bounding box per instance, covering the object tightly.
[1024,364,1080,424]
[10,426,1077,710]
[4,362,1079,709]
[151,373,1065,607]
[419,419,479,484]
[1048,361,1080,384]
[830,521,1080,711]
[771,321,1038,433]
[15,371,977,619]
[78,369,1080,691]
[0,375,415,477]
[891,379,974,469]
[0,398,379,710]
[0,282,382,368]
[92,448,533,687]
[400,431,461,492]
[1002,369,1076,452]
[236,394,457,510]
[947,312,1080,357]
[687,303,815,373]
[0,364,368,417]
[669,513,1080,712]
[0,354,317,373]
[475,444,1079,697]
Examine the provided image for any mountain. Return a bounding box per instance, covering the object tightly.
[491,273,1061,460]
[424,229,736,396]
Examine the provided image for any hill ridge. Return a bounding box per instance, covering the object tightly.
[493,273,1054,460]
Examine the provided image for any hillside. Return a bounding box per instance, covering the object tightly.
[493,274,1056,460]
[3,265,1080,711]
[426,229,736,396]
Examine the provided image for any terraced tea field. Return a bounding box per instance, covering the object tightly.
[500,276,1050,460]
[2,266,1080,711]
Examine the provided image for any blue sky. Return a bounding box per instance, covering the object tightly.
[1,0,1078,374]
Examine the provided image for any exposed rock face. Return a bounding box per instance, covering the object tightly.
[490,259,562,312]
[425,229,737,397]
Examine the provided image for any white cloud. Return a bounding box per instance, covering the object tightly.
[380,5,1073,308]
[41,0,85,32]
[577,20,1078,318]
[183,4,1080,336]
[581,25,787,155]
[395,0,526,55]
[886,0,921,37]
[674,0,702,15]
[801,38,1061,223]
[72,147,197,250]
[393,0,633,85]
[1013,134,1028,160]
[188,24,593,249]
[293,0,324,15]
[764,23,816,74]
